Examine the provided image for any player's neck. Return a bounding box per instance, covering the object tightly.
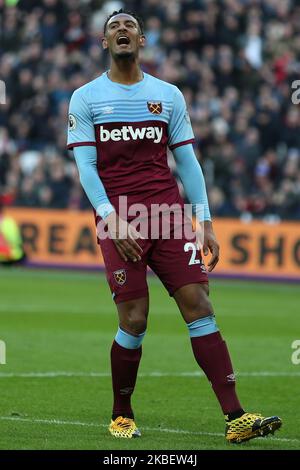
[108,61,143,85]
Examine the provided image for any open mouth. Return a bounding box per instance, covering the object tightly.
[117,36,130,45]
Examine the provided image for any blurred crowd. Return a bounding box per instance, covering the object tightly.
[1,0,300,220]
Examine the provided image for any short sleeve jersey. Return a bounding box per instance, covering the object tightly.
[67,72,195,209]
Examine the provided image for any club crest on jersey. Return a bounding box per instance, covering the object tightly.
[147,101,163,115]
[68,114,77,131]
[113,269,126,285]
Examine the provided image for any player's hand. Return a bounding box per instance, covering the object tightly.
[202,221,220,272]
[104,211,143,262]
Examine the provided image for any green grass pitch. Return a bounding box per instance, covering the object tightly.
[0,267,299,450]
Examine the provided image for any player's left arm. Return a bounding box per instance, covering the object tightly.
[168,87,219,271]
[172,145,219,272]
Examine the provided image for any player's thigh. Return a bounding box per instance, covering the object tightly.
[99,236,149,306]
[148,234,209,314]
[148,235,208,293]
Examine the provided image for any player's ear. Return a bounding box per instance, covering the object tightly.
[102,36,108,50]
[139,35,146,47]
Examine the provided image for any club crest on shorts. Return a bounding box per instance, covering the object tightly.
[113,269,126,285]
[147,101,163,114]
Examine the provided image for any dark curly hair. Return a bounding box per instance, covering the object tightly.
[103,9,144,35]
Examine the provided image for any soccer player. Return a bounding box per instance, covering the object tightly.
[67,9,282,443]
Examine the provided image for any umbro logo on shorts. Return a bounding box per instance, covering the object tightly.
[99,125,163,143]
[113,269,127,285]
[200,261,207,273]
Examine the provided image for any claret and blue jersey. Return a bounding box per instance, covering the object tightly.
[67,71,195,209]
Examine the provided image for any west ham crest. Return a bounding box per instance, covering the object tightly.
[147,101,163,115]
[113,269,126,285]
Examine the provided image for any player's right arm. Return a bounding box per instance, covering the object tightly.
[67,90,142,262]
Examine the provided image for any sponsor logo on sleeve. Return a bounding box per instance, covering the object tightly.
[68,114,77,131]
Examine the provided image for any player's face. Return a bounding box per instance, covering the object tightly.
[102,14,145,59]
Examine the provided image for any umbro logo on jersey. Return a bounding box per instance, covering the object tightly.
[100,106,114,114]
[147,101,162,114]
[99,125,163,143]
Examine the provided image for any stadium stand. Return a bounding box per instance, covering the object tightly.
[0,0,299,220]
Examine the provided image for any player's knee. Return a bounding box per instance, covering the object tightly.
[120,308,147,335]
[118,299,148,335]
[123,317,147,335]
[182,285,213,321]
[198,285,212,316]
[190,301,213,320]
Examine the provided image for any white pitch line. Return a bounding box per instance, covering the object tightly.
[0,371,300,378]
[0,416,298,444]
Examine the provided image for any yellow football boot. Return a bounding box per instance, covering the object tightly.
[225,412,282,444]
[109,416,141,438]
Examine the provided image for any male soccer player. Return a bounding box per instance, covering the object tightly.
[67,9,282,443]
